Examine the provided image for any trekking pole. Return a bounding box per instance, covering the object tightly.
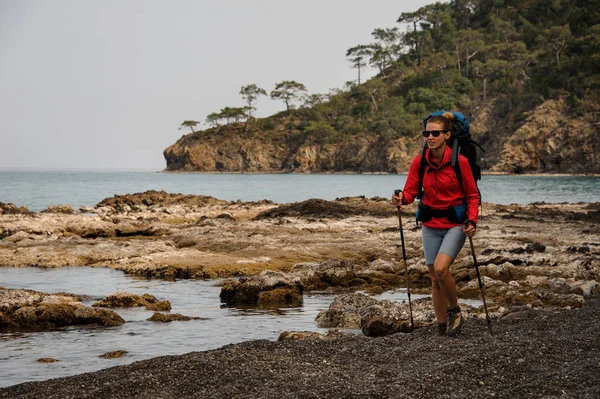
[394,190,414,331]
[468,236,493,336]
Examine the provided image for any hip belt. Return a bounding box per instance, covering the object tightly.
[416,202,467,224]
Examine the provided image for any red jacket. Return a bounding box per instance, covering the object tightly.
[402,146,479,229]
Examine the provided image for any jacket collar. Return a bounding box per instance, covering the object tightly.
[425,145,452,169]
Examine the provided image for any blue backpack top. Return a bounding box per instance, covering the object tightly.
[417,111,484,203]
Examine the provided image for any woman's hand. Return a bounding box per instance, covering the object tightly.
[391,191,403,207]
[463,221,476,237]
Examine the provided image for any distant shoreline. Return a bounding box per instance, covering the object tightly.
[1,169,597,177]
[160,170,600,177]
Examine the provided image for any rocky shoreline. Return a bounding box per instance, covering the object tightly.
[1,192,599,395]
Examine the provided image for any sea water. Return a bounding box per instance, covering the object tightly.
[0,170,599,212]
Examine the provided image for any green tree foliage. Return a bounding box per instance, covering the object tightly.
[179,120,200,133]
[200,0,598,148]
[370,28,401,74]
[240,84,267,117]
[270,81,307,112]
[346,45,371,84]
[205,107,250,127]
[206,113,221,128]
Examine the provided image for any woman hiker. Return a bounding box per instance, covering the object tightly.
[392,111,479,337]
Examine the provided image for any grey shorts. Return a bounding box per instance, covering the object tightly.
[421,225,466,265]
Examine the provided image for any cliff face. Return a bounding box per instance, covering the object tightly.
[164,127,420,173]
[489,99,599,174]
[164,99,599,174]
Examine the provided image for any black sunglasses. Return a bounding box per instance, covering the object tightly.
[422,130,449,138]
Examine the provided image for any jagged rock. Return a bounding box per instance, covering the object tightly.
[125,264,214,280]
[141,294,159,303]
[96,191,227,210]
[220,270,303,306]
[293,258,359,290]
[65,218,115,238]
[69,307,125,326]
[257,287,302,306]
[368,259,397,274]
[546,278,573,294]
[0,288,125,329]
[100,350,128,359]
[2,231,33,243]
[0,288,71,313]
[569,280,599,297]
[92,292,150,308]
[41,205,74,214]
[37,358,60,363]
[147,313,203,322]
[278,331,329,341]
[114,222,159,237]
[0,202,30,215]
[92,292,171,311]
[95,206,116,218]
[146,300,172,311]
[360,298,436,337]
[315,293,379,329]
[473,262,516,281]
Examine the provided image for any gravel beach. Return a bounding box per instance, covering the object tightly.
[1,298,598,399]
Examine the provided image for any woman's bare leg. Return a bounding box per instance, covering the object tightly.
[428,264,448,324]
[433,253,458,308]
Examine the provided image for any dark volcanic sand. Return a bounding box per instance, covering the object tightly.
[1,299,599,399]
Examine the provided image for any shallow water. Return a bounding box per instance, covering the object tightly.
[0,266,488,388]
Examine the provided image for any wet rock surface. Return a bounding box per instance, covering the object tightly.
[1,300,599,398]
[315,293,378,329]
[146,313,204,323]
[91,292,171,311]
[219,270,303,306]
[0,288,125,329]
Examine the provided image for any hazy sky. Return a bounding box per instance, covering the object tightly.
[1,0,433,171]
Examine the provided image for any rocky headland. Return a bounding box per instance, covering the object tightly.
[1,192,599,396]
[164,99,600,174]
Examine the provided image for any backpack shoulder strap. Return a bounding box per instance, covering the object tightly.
[450,139,462,185]
[454,150,483,206]
[416,143,428,200]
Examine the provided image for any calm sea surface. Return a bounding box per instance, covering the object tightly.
[0,170,597,388]
[0,170,599,211]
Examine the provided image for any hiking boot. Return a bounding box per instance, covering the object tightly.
[437,323,447,336]
[445,306,464,337]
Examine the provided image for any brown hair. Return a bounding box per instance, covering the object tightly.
[426,111,454,131]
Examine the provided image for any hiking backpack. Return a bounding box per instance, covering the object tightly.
[417,110,484,203]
